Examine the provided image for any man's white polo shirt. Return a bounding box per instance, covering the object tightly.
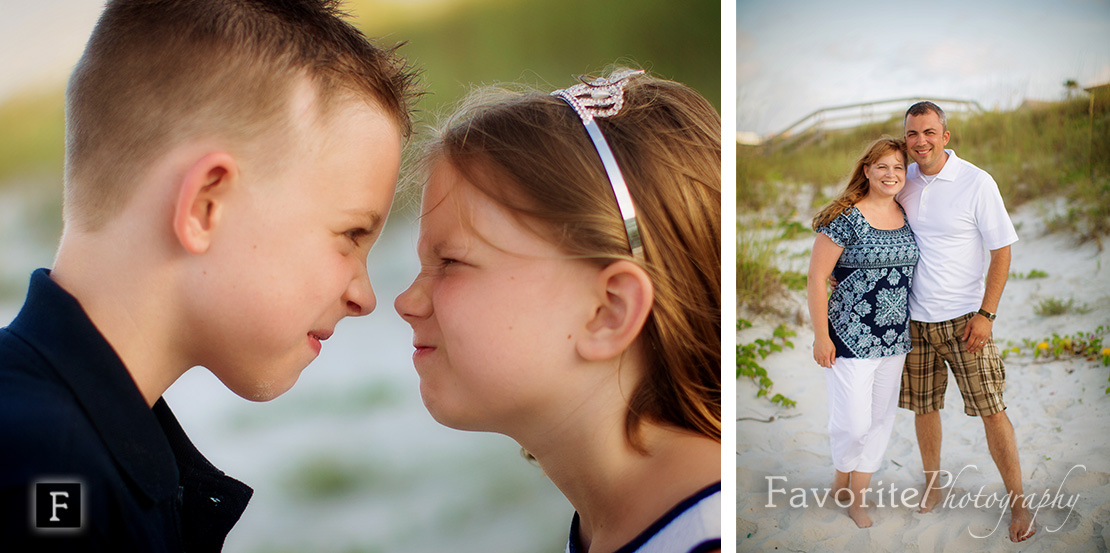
[897,149,1018,323]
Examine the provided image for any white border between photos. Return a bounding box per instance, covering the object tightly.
[720,0,738,549]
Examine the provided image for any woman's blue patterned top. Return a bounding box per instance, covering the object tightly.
[816,206,919,359]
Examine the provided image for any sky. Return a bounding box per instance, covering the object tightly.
[737,0,1110,137]
[0,2,104,103]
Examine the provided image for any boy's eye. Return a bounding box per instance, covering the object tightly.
[345,228,370,244]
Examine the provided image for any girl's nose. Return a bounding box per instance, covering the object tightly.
[394,276,431,323]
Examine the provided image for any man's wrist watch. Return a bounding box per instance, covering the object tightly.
[977,308,996,321]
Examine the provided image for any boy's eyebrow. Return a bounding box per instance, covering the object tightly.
[343,209,385,232]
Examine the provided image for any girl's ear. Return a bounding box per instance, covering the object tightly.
[172,152,238,254]
[576,260,654,362]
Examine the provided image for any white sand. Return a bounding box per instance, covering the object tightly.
[736,198,1110,552]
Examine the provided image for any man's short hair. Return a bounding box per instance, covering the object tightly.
[65,0,420,230]
[904,101,947,132]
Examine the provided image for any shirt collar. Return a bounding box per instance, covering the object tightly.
[914,149,959,184]
[934,149,960,181]
[8,269,180,504]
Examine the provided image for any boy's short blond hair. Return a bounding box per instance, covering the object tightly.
[65,0,419,230]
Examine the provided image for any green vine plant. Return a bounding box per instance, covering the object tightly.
[736,319,798,407]
[999,325,1110,393]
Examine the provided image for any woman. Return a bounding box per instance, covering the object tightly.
[806,136,918,528]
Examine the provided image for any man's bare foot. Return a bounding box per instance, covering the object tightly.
[848,505,872,528]
[1009,508,1036,542]
[918,486,944,513]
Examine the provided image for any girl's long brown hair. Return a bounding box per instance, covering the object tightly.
[420,69,722,446]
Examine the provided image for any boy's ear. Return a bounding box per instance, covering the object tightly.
[576,260,654,362]
[172,152,238,254]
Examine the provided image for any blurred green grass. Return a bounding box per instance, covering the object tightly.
[350,0,720,114]
[0,89,65,187]
[739,97,1110,242]
[737,94,1110,313]
[0,0,719,303]
[0,0,719,186]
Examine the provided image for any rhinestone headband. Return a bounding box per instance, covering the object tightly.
[551,69,645,260]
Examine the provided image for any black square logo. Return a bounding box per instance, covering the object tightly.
[35,482,82,528]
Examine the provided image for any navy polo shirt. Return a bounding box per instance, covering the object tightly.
[0,269,252,552]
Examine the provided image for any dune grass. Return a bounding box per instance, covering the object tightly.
[738,95,1110,314]
[736,228,784,313]
[741,97,1109,235]
[1033,297,1091,317]
[0,0,719,206]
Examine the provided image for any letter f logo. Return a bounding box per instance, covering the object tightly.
[49,491,69,522]
[35,482,82,529]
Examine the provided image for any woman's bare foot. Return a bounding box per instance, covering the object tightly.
[833,471,850,504]
[848,505,873,528]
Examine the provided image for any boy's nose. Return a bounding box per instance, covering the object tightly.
[345,267,376,317]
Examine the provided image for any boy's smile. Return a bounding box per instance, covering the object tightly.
[307,328,333,355]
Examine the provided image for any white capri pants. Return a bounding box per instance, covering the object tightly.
[825,354,906,473]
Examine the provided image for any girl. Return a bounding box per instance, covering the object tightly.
[394,68,721,553]
[807,136,919,528]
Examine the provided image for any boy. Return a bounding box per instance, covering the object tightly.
[0,0,418,550]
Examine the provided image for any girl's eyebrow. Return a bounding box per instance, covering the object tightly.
[430,240,462,257]
[428,234,477,260]
[416,235,449,258]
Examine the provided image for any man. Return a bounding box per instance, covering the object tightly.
[897,101,1034,542]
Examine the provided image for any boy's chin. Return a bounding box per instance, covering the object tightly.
[213,369,301,402]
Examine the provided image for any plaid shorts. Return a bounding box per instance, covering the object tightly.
[899,312,1007,416]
